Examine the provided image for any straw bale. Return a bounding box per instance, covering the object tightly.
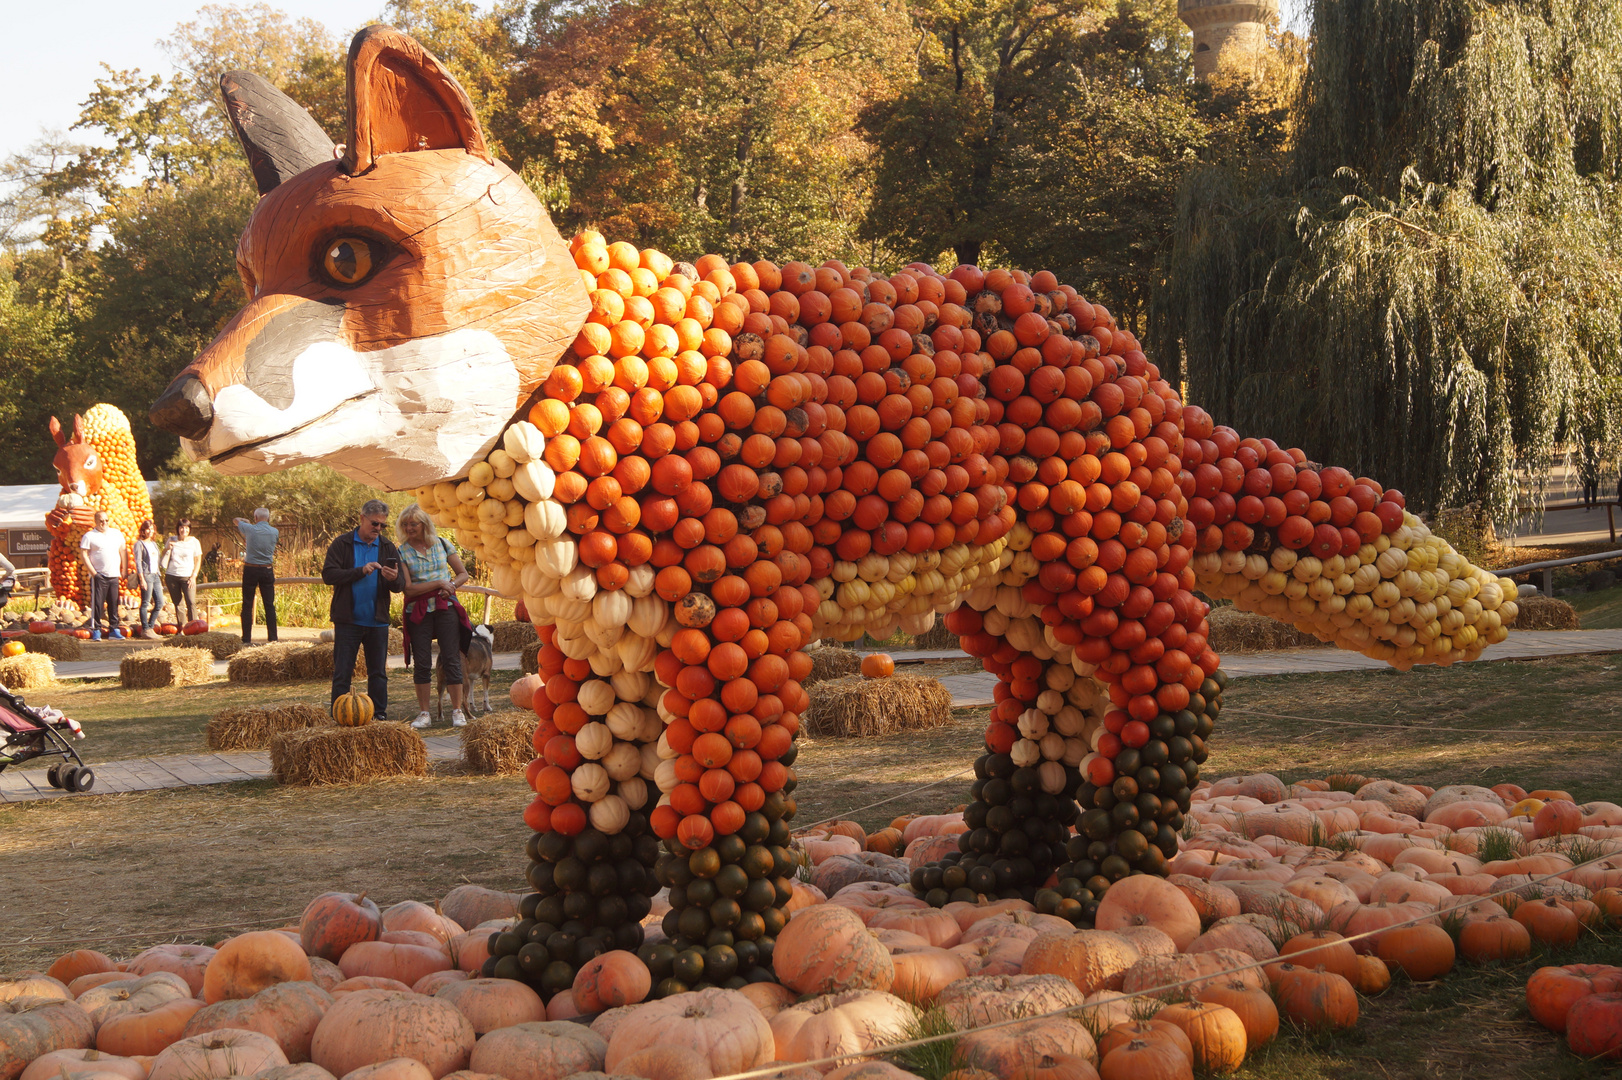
[119,646,214,689]
[908,622,960,651]
[0,653,55,690]
[388,627,404,654]
[1513,596,1579,630]
[228,642,315,684]
[169,631,247,659]
[488,620,537,653]
[1204,606,1330,653]
[804,674,953,737]
[207,702,333,750]
[270,722,428,785]
[14,633,82,661]
[804,643,861,686]
[520,641,541,675]
[460,710,539,774]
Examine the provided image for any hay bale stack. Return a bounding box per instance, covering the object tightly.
[388,627,404,655]
[287,644,342,680]
[1513,596,1580,630]
[1204,607,1330,653]
[0,653,55,690]
[909,622,961,651]
[269,723,428,785]
[461,710,539,774]
[228,642,316,683]
[521,641,541,675]
[13,634,82,661]
[119,646,214,689]
[207,703,333,750]
[804,643,861,686]
[488,620,538,653]
[804,674,954,737]
[170,632,248,659]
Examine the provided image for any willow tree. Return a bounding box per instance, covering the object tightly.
[1154,0,1622,519]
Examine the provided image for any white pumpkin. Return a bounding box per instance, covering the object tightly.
[503,421,545,463]
[589,794,629,834]
[536,539,578,578]
[623,562,656,597]
[583,620,624,650]
[616,633,657,673]
[576,722,613,759]
[603,741,642,781]
[654,758,680,793]
[1038,760,1067,794]
[627,595,669,638]
[610,671,650,702]
[617,777,649,809]
[640,742,662,780]
[578,680,616,716]
[525,499,567,540]
[606,702,644,740]
[512,459,556,502]
[561,564,598,602]
[1010,738,1042,767]
[593,589,632,628]
[487,447,516,478]
[570,762,610,802]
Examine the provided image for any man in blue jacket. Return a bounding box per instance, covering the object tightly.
[323,499,402,719]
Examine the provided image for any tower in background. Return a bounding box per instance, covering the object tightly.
[1179,0,1280,80]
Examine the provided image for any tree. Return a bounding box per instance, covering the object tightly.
[510,0,909,262]
[1155,0,1622,518]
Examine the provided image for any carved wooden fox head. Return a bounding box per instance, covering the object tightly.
[150,26,589,490]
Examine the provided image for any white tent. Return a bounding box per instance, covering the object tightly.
[0,482,160,567]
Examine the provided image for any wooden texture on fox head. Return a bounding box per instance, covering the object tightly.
[150,25,588,491]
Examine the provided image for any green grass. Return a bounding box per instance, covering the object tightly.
[1569,582,1622,629]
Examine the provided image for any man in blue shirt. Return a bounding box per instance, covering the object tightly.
[235,507,281,645]
[322,499,402,719]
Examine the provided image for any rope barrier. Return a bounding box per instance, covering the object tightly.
[705,844,1622,1080]
[1223,707,1620,736]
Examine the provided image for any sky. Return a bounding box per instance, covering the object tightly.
[5,0,1310,166]
[1,0,387,164]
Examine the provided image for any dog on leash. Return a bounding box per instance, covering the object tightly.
[436,622,493,722]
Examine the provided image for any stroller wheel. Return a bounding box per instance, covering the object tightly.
[70,767,94,793]
[46,764,63,789]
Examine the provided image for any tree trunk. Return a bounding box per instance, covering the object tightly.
[954,240,981,266]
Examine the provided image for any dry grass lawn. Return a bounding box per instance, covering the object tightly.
[4,653,1622,1078]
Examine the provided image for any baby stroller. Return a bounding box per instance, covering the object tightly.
[0,685,92,792]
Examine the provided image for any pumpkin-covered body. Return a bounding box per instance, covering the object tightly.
[45,406,148,609]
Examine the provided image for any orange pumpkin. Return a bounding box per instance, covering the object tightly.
[1565,992,1622,1060]
[0,999,96,1080]
[147,1029,288,1080]
[1458,915,1531,964]
[1514,897,1582,946]
[180,980,333,1062]
[299,892,382,962]
[309,989,475,1079]
[570,951,651,1012]
[772,905,895,994]
[125,946,216,998]
[1196,980,1278,1049]
[1093,877,1201,951]
[1526,965,1622,1032]
[1278,931,1359,982]
[202,931,313,1003]
[1154,1001,1247,1074]
[886,945,968,1005]
[433,978,545,1035]
[1272,965,1359,1029]
[47,951,117,987]
[602,987,774,1075]
[336,942,452,988]
[1098,1038,1191,1080]
[860,653,895,678]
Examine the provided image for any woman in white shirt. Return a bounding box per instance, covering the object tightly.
[162,519,204,625]
[132,519,163,638]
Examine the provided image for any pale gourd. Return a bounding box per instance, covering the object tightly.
[593,590,632,628]
[535,539,577,578]
[561,564,597,602]
[1010,739,1041,767]
[623,563,656,597]
[1039,760,1067,794]
[606,702,644,740]
[576,722,613,760]
[570,763,610,803]
[618,777,648,808]
[616,633,657,673]
[503,421,544,463]
[603,741,641,781]
[487,447,516,478]
[578,680,616,716]
[589,794,629,834]
[610,671,650,702]
[524,499,566,540]
[512,459,556,502]
[627,596,669,638]
[654,759,680,793]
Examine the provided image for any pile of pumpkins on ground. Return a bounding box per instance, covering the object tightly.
[5,775,1622,1080]
[0,617,212,648]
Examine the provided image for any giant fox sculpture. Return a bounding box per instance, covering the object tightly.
[151,26,1519,997]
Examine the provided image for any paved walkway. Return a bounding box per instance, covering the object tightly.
[0,734,465,803]
[7,630,1621,804]
[50,652,529,681]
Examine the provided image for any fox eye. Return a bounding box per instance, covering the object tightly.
[321,237,377,286]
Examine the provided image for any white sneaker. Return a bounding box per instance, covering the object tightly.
[410,712,431,729]
[452,710,467,727]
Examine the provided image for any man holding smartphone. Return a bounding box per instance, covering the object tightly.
[322,499,402,719]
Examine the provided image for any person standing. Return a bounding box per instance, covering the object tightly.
[235,507,280,645]
[80,511,128,640]
[131,520,163,638]
[323,499,401,720]
[0,549,16,610]
[396,504,471,728]
[161,519,203,625]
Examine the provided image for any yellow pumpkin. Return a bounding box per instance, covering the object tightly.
[1,641,25,657]
[333,692,374,727]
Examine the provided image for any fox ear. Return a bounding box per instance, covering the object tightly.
[343,25,490,175]
[49,416,65,448]
[220,71,335,196]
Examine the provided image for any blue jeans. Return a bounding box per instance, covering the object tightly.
[332,623,390,720]
[139,572,163,629]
